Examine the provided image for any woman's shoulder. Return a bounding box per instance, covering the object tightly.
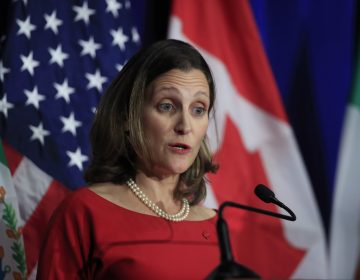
[54,184,117,213]
[53,187,94,214]
[63,186,95,204]
[88,182,132,207]
[50,184,127,222]
[88,182,125,196]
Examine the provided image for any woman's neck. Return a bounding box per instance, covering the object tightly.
[134,171,182,211]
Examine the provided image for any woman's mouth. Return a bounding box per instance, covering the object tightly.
[168,143,192,154]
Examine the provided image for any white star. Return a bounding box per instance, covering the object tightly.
[110,28,129,51]
[73,2,95,25]
[0,94,14,118]
[44,11,63,34]
[0,61,10,81]
[48,44,69,67]
[79,37,101,58]
[54,79,75,103]
[16,16,36,39]
[85,69,108,92]
[115,63,124,72]
[20,51,40,76]
[24,86,45,109]
[131,27,140,44]
[125,0,131,9]
[29,122,50,145]
[106,0,122,17]
[60,112,82,136]
[66,147,88,170]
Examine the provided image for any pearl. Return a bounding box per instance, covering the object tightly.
[126,178,190,222]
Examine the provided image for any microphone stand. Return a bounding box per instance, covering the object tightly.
[206,199,296,280]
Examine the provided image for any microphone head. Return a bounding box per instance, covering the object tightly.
[254,184,275,203]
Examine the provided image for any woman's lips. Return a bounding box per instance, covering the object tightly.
[168,143,192,154]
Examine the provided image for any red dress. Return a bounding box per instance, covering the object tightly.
[36,188,220,279]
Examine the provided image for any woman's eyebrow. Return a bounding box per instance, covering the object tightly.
[194,91,210,98]
[156,86,209,98]
[155,86,180,93]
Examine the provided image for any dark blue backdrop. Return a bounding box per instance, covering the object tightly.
[249,0,356,233]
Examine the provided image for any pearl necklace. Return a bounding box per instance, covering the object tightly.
[126,178,190,222]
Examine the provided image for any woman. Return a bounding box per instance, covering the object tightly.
[37,39,219,279]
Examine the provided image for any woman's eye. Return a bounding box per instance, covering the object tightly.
[158,103,174,112]
[193,107,206,116]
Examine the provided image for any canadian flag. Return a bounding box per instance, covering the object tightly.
[168,0,327,278]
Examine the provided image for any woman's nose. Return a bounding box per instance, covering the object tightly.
[174,111,191,135]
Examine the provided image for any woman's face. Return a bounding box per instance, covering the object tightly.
[140,68,210,177]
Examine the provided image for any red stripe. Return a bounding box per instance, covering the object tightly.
[172,0,287,122]
[3,142,23,175]
[23,180,70,275]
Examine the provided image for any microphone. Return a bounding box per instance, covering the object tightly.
[255,184,296,221]
[206,184,296,279]
[254,183,275,203]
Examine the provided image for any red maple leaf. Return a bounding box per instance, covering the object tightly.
[208,116,305,278]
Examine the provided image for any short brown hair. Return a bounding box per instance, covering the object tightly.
[84,39,218,205]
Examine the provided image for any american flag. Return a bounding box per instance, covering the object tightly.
[0,0,141,277]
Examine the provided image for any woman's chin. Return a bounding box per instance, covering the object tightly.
[165,163,192,176]
[148,159,194,177]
